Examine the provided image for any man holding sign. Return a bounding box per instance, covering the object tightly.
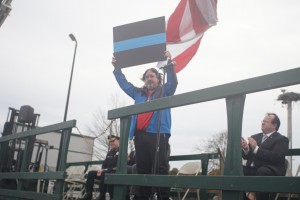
[112,49,177,200]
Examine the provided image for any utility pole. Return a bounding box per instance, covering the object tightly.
[286,99,292,173]
[277,89,300,175]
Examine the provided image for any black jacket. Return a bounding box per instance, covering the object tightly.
[102,147,119,173]
[242,132,289,176]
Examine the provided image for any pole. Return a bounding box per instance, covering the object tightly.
[63,33,77,122]
[287,101,292,173]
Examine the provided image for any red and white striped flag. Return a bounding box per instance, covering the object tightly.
[166,0,218,73]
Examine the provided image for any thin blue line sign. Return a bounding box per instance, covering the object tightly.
[113,16,166,69]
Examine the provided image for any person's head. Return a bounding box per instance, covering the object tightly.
[141,68,162,91]
[261,113,280,133]
[108,135,120,149]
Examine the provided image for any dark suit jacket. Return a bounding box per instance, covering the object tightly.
[102,147,119,173]
[242,132,289,176]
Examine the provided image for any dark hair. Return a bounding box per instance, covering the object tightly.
[267,113,280,131]
[141,68,163,86]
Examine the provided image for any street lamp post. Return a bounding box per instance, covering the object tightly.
[63,33,77,122]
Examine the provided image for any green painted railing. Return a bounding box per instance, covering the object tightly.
[0,120,76,200]
[106,67,300,200]
[1,67,300,200]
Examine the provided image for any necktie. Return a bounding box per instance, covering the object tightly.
[262,134,268,143]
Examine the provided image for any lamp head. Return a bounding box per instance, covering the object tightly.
[69,34,77,42]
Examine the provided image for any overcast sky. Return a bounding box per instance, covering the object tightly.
[1,0,300,173]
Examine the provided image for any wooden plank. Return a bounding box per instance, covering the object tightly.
[108,67,300,119]
[105,174,300,193]
[0,189,61,200]
[0,120,76,142]
[0,171,65,179]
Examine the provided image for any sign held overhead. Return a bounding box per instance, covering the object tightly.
[113,16,166,69]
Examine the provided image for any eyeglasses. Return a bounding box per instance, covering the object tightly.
[261,120,272,124]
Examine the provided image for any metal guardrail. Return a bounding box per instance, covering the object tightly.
[0,120,76,200]
[106,67,300,200]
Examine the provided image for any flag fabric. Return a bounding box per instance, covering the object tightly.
[165,0,218,73]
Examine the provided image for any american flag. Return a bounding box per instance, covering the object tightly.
[166,0,218,73]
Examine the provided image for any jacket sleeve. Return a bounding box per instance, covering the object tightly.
[113,69,136,99]
[256,135,289,164]
[242,146,254,160]
[164,65,178,96]
[101,155,108,169]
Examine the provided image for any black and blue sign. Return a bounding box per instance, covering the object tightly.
[113,16,166,68]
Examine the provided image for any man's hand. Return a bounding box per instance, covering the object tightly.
[164,51,172,60]
[111,56,118,69]
[97,169,104,176]
[248,137,257,150]
[241,137,249,151]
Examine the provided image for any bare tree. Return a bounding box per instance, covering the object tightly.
[85,93,130,160]
[194,130,227,172]
[85,108,115,160]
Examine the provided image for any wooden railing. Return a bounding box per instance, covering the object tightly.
[106,67,300,200]
[1,67,300,200]
[0,120,76,200]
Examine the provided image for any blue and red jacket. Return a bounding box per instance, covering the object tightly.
[113,66,178,140]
